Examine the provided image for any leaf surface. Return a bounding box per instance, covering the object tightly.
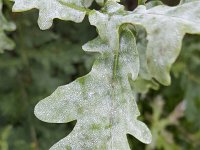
[88,1,200,85]
[12,0,105,30]
[12,0,200,149]
[35,29,151,149]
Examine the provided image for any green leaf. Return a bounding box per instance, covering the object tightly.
[0,0,15,53]
[185,82,200,128]
[34,29,151,149]
[146,97,184,150]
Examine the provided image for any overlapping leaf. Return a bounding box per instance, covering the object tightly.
[88,1,200,85]
[0,0,15,53]
[12,0,105,30]
[11,0,200,149]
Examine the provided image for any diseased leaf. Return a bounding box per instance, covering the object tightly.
[179,0,198,4]
[145,0,163,9]
[12,0,85,30]
[11,0,200,149]
[131,26,159,93]
[0,0,15,53]
[12,0,105,30]
[88,1,200,85]
[34,29,152,149]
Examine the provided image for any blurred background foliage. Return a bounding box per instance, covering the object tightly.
[0,0,200,149]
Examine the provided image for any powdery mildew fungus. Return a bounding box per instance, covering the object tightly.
[12,0,200,149]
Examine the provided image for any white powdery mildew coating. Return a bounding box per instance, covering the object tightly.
[12,0,89,30]
[17,0,200,149]
[34,29,152,149]
[12,0,107,30]
[89,1,200,85]
[130,2,200,85]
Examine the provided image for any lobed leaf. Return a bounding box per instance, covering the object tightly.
[12,0,105,30]
[16,0,200,149]
[88,1,200,85]
[35,29,152,149]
